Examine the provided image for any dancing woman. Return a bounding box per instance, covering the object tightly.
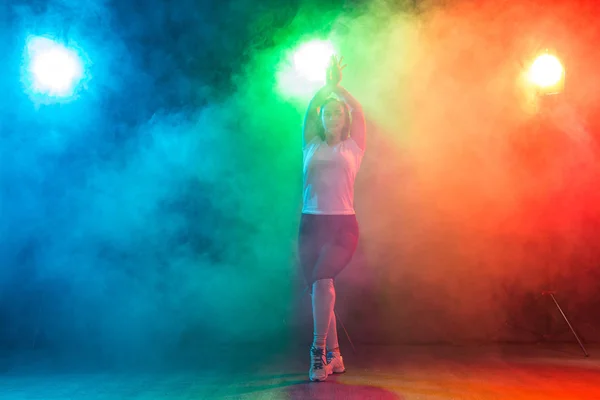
[298,55,366,381]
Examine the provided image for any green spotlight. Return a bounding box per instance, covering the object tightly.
[292,39,336,83]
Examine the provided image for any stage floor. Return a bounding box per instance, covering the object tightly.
[1,344,598,399]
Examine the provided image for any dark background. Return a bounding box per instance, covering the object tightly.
[2,0,600,370]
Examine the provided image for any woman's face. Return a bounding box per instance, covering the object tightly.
[321,101,346,140]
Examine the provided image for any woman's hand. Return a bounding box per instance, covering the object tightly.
[326,55,347,86]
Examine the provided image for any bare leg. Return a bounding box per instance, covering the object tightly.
[311,241,354,350]
[312,279,335,349]
[326,309,339,351]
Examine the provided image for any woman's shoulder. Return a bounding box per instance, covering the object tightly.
[303,136,322,150]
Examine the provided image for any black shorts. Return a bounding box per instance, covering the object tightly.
[298,213,359,286]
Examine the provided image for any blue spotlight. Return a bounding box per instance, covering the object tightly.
[24,36,86,100]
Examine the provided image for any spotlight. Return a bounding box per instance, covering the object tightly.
[527,52,565,95]
[292,40,336,83]
[24,36,85,99]
[276,39,337,99]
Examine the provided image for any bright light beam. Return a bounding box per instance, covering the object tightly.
[292,40,336,83]
[25,36,85,99]
[276,39,336,100]
[528,54,564,93]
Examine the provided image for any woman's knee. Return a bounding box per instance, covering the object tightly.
[312,278,334,296]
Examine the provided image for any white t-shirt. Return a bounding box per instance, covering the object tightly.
[302,136,364,215]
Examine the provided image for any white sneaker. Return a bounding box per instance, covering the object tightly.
[326,350,346,374]
[309,347,330,382]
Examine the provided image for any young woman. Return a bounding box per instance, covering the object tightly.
[298,55,366,382]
